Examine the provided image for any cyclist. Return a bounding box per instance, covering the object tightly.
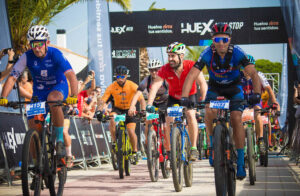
[0,25,78,159]
[181,23,261,179]
[129,59,168,144]
[99,65,146,164]
[146,42,207,161]
[241,54,280,153]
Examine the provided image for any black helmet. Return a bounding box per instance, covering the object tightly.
[211,22,232,37]
[114,65,129,75]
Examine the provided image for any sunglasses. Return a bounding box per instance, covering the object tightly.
[116,75,126,79]
[149,68,159,72]
[30,41,46,49]
[213,37,230,43]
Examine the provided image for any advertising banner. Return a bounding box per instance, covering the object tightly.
[88,0,112,91]
[91,120,111,156]
[0,113,26,169]
[110,7,287,47]
[69,118,84,161]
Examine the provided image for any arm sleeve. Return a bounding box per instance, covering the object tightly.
[10,53,27,79]
[137,77,148,91]
[194,49,210,71]
[258,72,270,88]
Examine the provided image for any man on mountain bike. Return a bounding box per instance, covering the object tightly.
[181,23,261,179]
[241,54,280,153]
[129,59,168,144]
[146,42,207,161]
[99,65,146,164]
[0,25,78,159]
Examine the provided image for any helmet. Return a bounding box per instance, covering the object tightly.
[166,42,186,54]
[114,65,129,75]
[148,59,162,69]
[211,23,232,37]
[27,25,50,42]
[247,54,255,65]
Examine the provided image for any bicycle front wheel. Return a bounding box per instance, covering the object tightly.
[147,128,159,182]
[117,128,125,179]
[263,125,269,167]
[183,134,193,187]
[246,127,255,185]
[21,129,42,196]
[213,125,227,196]
[197,130,203,160]
[125,134,131,176]
[171,125,183,192]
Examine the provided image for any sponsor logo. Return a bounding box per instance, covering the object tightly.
[45,63,53,68]
[37,84,44,90]
[34,61,38,66]
[111,25,133,34]
[167,77,174,80]
[1,128,25,153]
[253,20,279,31]
[112,49,136,59]
[148,24,173,34]
[41,70,48,77]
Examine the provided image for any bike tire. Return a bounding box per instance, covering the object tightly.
[213,124,227,196]
[117,127,125,179]
[160,144,170,179]
[183,134,193,187]
[147,129,159,182]
[263,125,269,167]
[227,149,236,196]
[125,135,131,176]
[111,147,119,170]
[48,132,66,196]
[198,131,203,160]
[171,125,183,192]
[246,127,255,185]
[21,129,42,196]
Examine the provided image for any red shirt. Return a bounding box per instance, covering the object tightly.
[158,60,197,100]
[78,90,88,117]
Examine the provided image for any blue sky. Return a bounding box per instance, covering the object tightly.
[47,0,283,63]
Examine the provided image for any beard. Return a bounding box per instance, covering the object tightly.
[169,60,181,70]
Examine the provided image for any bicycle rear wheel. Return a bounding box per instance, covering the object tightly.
[197,130,203,160]
[227,149,236,196]
[213,125,227,196]
[147,129,159,182]
[171,125,183,192]
[48,133,67,196]
[183,134,193,187]
[111,145,119,170]
[246,127,255,185]
[160,140,170,179]
[21,129,42,196]
[117,128,125,179]
[263,125,269,167]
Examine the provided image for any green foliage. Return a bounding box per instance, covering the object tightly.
[185,46,208,74]
[255,59,282,75]
[148,2,166,11]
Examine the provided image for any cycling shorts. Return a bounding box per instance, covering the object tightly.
[205,85,244,112]
[27,82,68,120]
[167,94,197,108]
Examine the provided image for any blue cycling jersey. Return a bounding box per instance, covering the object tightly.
[11,47,72,92]
[194,44,250,86]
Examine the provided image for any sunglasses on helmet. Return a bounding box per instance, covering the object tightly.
[213,37,230,43]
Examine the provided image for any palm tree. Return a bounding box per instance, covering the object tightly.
[185,46,208,74]
[7,0,131,55]
[148,2,165,11]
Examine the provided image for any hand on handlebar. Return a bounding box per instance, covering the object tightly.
[66,96,77,105]
[0,97,8,106]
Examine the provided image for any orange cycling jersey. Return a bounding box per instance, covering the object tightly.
[101,80,143,110]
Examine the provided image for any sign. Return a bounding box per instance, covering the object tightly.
[26,102,46,117]
[110,7,287,47]
[209,100,230,109]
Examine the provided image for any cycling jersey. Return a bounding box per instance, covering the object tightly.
[194,44,250,87]
[101,80,143,110]
[241,71,270,100]
[158,60,197,100]
[137,75,168,104]
[11,47,72,93]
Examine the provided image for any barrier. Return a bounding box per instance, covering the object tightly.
[0,113,112,174]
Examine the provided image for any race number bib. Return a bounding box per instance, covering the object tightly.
[209,100,230,109]
[26,102,46,117]
[167,106,183,117]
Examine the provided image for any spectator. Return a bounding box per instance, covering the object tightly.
[18,70,33,101]
[81,89,98,122]
[77,70,96,117]
[0,48,15,94]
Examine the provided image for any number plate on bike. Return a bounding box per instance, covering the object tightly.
[198,123,206,129]
[26,102,46,117]
[146,112,159,120]
[114,114,126,123]
[167,106,183,117]
[209,100,230,109]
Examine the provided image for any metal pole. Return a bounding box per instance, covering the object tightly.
[101,122,112,161]
[0,138,11,186]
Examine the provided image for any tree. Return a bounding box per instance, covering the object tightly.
[148,2,166,11]
[255,59,282,75]
[184,46,208,74]
[7,0,131,55]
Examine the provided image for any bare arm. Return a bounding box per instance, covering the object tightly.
[182,67,201,97]
[129,90,143,111]
[0,49,15,81]
[18,85,32,99]
[1,76,17,97]
[147,76,164,105]
[195,71,207,101]
[244,65,261,94]
[294,87,300,105]
[265,85,279,111]
[138,94,146,110]
[65,71,78,96]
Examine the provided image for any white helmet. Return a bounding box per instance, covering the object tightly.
[27,25,50,42]
[166,42,186,54]
[148,59,162,69]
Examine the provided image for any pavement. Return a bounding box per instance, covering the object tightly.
[1,153,300,196]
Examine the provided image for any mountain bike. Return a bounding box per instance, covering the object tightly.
[8,99,67,196]
[197,98,247,196]
[167,105,193,192]
[242,108,258,185]
[196,111,208,160]
[146,108,170,182]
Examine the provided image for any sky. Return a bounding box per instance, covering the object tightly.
[46,0,283,63]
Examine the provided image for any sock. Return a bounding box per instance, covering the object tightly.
[54,126,64,143]
[209,135,213,147]
[66,146,72,157]
[237,148,244,167]
[191,146,197,150]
